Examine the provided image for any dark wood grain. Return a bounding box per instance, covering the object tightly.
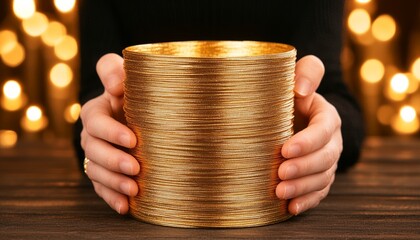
[1,137,419,239]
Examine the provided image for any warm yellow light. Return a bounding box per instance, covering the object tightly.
[50,63,73,88]
[356,0,371,3]
[13,0,36,19]
[64,103,81,123]
[406,73,419,94]
[360,59,384,83]
[410,94,420,113]
[41,21,67,46]
[26,106,42,121]
[1,95,25,111]
[22,106,48,132]
[385,86,406,101]
[0,130,18,148]
[348,9,371,35]
[400,106,417,123]
[412,58,420,80]
[3,80,21,99]
[377,105,394,125]
[22,12,49,37]
[54,0,76,13]
[1,42,25,67]
[54,35,78,60]
[390,73,409,93]
[391,115,419,134]
[0,30,18,54]
[372,15,396,42]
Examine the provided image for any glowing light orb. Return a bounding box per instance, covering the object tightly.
[348,9,371,35]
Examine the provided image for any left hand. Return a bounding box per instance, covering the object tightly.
[276,55,343,215]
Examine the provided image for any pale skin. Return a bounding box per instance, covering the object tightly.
[80,53,342,215]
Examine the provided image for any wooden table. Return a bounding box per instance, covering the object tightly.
[1,137,419,239]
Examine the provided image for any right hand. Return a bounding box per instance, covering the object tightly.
[80,53,139,214]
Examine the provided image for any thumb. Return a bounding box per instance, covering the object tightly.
[294,55,324,98]
[96,53,125,97]
[293,55,325,115]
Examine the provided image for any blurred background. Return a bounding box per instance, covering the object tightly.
[0,0,419,149]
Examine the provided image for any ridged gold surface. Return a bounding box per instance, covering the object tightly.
[123,41,296,228]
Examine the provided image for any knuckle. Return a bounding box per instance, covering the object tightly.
[105,154,120,172]
[80,101,92,121]
[84,118,95,136]
[322,170,332,188]
[323,146,339,168]
[84,141,94,159]
[80,130,86,150]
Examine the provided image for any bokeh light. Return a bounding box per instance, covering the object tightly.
[412,58,420,79]
[54,0,76,13]
[410,94,420,113]
[406,73,419,94]
[399,105,416,123]
[390,73,409,94]
[26,106,42,121]
[22,12,49,37]
[49,63,73,88]
[360,59,384,83]
[377,105,394,125]
[348,9,371,35]
[21,106,48,132]
[13,0,36,19]
[41,21,67,46]
[64,103,81,123]
[356,0,371,4]
[0,130,18,148]
[0,30,17,54]
[1,42,25,67]
[372,15,397,42]
[54,35,78,60]
[1,80,25,111]
[3,80,21,99]
[391,115,419,135]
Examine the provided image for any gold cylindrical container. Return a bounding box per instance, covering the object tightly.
[123,41,296,228]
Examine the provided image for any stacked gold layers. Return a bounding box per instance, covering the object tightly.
[123,41,296,228]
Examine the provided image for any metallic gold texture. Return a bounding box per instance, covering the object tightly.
[123,41,296,228]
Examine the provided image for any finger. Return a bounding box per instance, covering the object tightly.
[87,160,138,197]
[276,163,337,200]
[92,181,130,214]
[81,99,136,148]
[294,55,325,97]
[287,174,335,215]
[279,130,342,180]
[282,95,341,158]
[96,53,125,97]
[84,135,139,175]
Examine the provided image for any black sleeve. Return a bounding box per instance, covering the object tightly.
[290,0,365,171]
[73,0,365,172]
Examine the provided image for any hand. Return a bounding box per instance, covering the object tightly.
[276,55,343,215]
[80,53,139,214]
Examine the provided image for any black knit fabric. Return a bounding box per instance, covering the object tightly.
[74,0,365,171]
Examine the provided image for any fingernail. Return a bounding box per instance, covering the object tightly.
[283,185,296,199]
[287,144,301,158]
[121,182,131,195]
[285,165,298,179]
[295,203,301,215]
[116,201,122,214]
[295,77,312,96]
[119,133,131,147]
[120,160,134,175]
